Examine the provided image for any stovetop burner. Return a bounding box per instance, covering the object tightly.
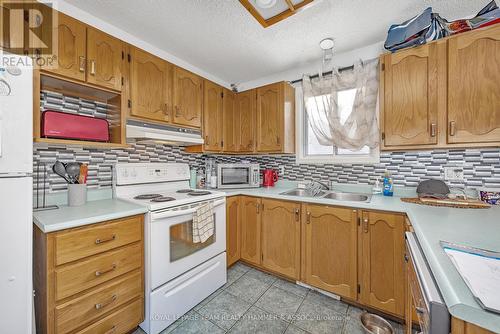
[176,189,193,193]
[150,196,177,203]
[188,190,212,196]
[134,194,162,200]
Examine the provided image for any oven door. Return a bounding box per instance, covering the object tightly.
[217,165,256,189]
[149,198,226,290]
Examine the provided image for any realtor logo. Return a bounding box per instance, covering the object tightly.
[0,0,58,67]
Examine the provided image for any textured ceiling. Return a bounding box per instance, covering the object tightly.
[63,0,491,85]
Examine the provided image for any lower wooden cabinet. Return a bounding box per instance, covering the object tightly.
[226,196,241,267]
[34,215,144,334]
[359,211,405,317]
[261,199,301,280]
[301,204,358,300]
[240,196,262,265]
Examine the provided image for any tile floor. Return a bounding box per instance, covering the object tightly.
[134,262,405,334]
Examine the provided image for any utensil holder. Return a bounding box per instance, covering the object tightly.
[68,184,87,206]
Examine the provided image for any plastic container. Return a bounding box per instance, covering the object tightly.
[383,171,394,197]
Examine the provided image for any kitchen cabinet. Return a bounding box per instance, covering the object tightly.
[203,80,223,151]
[34,215,144,334]
[240,196,262,265]
[235,89,256,153]
[129,47,172,123]
[256,82,295,153]
[359,211,405,317]
[173,66,203,128]
[381,42,444,148]
[226,196,241,267]
[447,24,500,144]
[44,12,86,82]
[301,204,358,300]
[261,199,300,280]
[86,27,123,91]
[222,88,238,152]
[451,318,496,334]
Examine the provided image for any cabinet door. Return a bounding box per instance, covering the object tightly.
[240,196,261,265]
[86,27,123,91]
[360,211,405,316]
[130,47,172,123]
[383,43,441,147]
[226,196,241,267]
[173,67,203,128]
[222,89,238,152]
[261,199,300,280]
[302,204,358,300]
[45,12,86,81]
[256,83,282,152]
[448,25,500,144]
[235,89,256,152]
[203,80,223,151]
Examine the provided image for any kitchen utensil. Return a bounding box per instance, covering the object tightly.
[66,162,81,183]
[78,164,88,184]
[360,313,394,334]
[53,161,71,183]
[262,169,279,187]
[401,197,490,209]
[416,179,450,199]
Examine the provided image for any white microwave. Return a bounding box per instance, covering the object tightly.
[217,163,260,189]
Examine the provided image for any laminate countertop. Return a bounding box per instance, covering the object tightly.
[223,183,500,333]
[33,198,148,233]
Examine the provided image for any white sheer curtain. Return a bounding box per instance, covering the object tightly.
[302,59,380,151]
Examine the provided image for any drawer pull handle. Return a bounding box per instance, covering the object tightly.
[95,294,117,310]
[363,219,369,233]
[104,325,116,334]
[95,264,116,277]
[306,212,311,224]
[95,234,116,245]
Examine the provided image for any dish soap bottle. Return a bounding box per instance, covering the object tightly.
[383,171,394,197]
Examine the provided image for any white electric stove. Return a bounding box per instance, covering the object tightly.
[114,163,227,334]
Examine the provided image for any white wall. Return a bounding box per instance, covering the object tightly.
[237,41,385,91]
[46,0,231,88]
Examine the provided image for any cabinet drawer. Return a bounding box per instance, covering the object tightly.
[56,270,142,334]
[55,215,143,266]
[56,243,142,300]
[74,298,143,334]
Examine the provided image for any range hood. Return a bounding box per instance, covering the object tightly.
[126,120,204,146]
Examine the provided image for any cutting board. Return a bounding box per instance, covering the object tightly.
[401,197,491,209]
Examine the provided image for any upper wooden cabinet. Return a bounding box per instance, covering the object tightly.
[173,67,203,128]
[447,24,500,144]
[236,89,256,153]
[226,196,241,267]
[203,80,223,151]
[240,196,261,266]
[222,89,238,152]
[301,204,358,300]
[381,42,444,148]
[381,24,500,150]
[86,28,123,91]
[359,211,405,317]
[256,82,295,153]
[45,12,86,82]
[129,47,172,123]
[261,199,300,280]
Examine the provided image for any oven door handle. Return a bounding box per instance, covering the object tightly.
[151,198,225,220]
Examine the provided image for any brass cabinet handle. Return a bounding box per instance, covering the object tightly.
[256,203,260,214]
[276,136,280,145]
[306,212,311,224]
[79,56,86,72]
[294,208,300,222]
[95,294,117,310]
[449,121,456,136]
[430,123,436,137]
[95,264,116,277]
[205,135,209,145]
[95,234,116,245]
[363,219,369,233]
[175,106,181,117]
[90,59,96,75]
[104,325,116,334]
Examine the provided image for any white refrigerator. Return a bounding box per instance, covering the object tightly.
[0,52,33,333]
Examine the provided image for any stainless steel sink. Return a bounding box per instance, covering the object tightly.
[322,192,372,202]
[280,189,327,197]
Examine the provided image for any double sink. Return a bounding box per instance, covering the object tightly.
[280,188,372,202]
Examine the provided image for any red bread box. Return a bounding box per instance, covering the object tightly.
[41,110,110,142]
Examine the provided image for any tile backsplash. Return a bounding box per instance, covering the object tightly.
[33,144,500,193]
